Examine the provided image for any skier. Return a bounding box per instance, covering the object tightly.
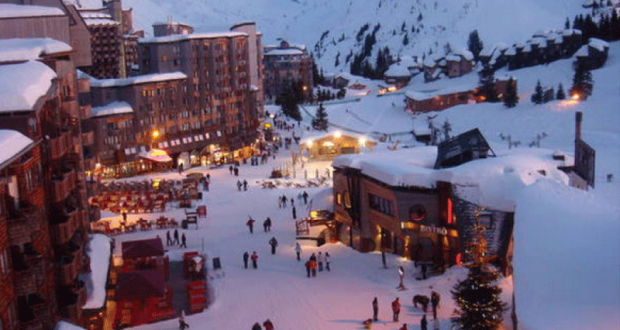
[421,314,428,330]
[317,252,324,271]
[251,251,258,269]
[269,237,278,255]
[243,251,249,269]
[325,252,331,271]
[246,217,255,233]
[180,233,187,248]
[295,242,302,261]
[173,229,180,245]
[372,297,379,321]
[262,319,274,330]
[392,297,401,322]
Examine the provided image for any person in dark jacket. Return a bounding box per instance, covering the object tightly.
[166,230,173,246]
[251,322,262,330]
[269,237,278,255]
[180,233,187,248]
[262,319,274,330]
[372,297,379,321]
[421,314,428,330]
[247,217,255,233]
[305,260,311,277]
[243,251,249,269]
[173,229,180,245]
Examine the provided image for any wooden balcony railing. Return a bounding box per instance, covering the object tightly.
[49,131,72,160]
[51,171,77,203]
[50,209,79,245]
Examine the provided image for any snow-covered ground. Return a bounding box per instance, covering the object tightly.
[92,42,620,330]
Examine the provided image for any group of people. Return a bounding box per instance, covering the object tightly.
[243,251,260,269]
[303,251,331,277]
[251,319,274,330]
[237,179,248,191]
[246,216,274,233]
[369,295,440,330]
[166,229,187,248]
[228,165,240,176]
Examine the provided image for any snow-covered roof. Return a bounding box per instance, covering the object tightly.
[306,187,333,214]
[563,28,582,36]
[264,48,304,56]
[0,4,64,18]
[91,101,133,118]
[80,234,112,310]
[0,61,56,113]
[505,47,517,56]
[384,62,411,77]
[300,131,376,145]
[63,0,104,10]
[589,38,610,52]
[54,321,87,330]
[423,57,436,67]
[140,31,247,44]
[333,147,569,211]
[455,49,474,61]
[0,130,35,169]
[89,72,187,88]
[405,85,473,101]
[0,38,72,62]
[575,45,589,57]
[479,46,495,57]
[84,17,118,26]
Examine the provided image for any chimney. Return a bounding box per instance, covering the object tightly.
[575,111,582,142]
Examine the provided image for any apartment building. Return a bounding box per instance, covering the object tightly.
[263,39,313,102]
[138,25,263,163]
[153,17,194,37]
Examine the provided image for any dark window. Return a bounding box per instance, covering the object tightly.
[368,193,394,216]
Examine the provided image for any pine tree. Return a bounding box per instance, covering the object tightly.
[311,103,329,131]
[476,64,498,102]
[503,77,518,108]
[556,83,566,100]
[403,33,409,46]
[565,17,571,29]
[467,30,484,62]
[451,213,507,330]
[570,64,594,100]
[531,80,544,104]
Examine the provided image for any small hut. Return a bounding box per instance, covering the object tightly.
[299,131,376,161]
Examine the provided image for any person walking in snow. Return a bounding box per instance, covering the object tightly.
[310,258,317,277]
[243,251,249,269]
[166,230,173,246]
[325,252,331,271]
[397,266,405,290]
[237,180,242,191]
[178,316,189,330]
[251,251,259,269]
[173,229,180,245]
[305,259,312,277]
[392,297,401,322]
[234,166,239,176]
[180,233,187,248]
[372,297,379,321]
[421,314,428,330]
[431,291,440,319]
[262,319,274,330]
[281,195,287,207]
[302,191,309,204]
[269,237,278,255]
[292,206,296,220]
[243,179,248,191]
[251,322,262,330]
[317,252,324,272]
[246,217,256,233]
[229,165,233,175]
[399,324,408,330]
[295,242,302,261]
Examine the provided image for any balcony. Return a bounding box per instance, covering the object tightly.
[56,254,79,285]
[89,205,101,222]
[49,131,72,160]
[58,283,84,321]
[50,209,79,245]
[7,206,44,247]
[51,170,77,203]
[61,100,80,119]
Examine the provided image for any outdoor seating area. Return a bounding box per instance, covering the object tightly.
[89,178,203,215]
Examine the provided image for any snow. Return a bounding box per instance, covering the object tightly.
[54,321,86,330]
[63,0,104,10]
[384,63,412,77]
[0,4,64,18]
[0,130,34,168]
[80,234,112,310]
[0,38,72,62]
[263,48,304,56]
[84,18,119,26]
[405,85,474,101]
[139,32,247,44]
[91,101,133,118]
[88,72,187,87]
[0,61,57,113]
[589,37,610,52]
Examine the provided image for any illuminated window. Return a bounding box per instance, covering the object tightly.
[343,191,351,209]
[336,193,342,205]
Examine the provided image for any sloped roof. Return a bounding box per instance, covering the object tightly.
[121,238,164,259]
[115,269,165,300]
[0,61,57,113]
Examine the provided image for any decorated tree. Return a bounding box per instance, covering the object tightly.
[312,103,329,131]
[451,212,507,330]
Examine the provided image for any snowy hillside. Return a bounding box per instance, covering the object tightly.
[121,0,590,71]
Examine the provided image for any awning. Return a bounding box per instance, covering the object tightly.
[138,149,172,163]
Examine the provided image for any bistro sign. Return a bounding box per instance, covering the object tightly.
[420,224,448,236]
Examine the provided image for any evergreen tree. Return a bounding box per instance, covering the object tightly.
[570,64,594,100]
[565,17,571,29]
[531,80,544,104]
[556,83,566,100]
[476,64,498,102]
[403,33,409,46]
[503,77,518,108]
[451,215,507,330]
[311,103,329,131]
[467,30,484,62]
[311,57,321,87]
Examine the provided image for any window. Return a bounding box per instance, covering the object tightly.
[0,249,10,276]
[368,193,394,216]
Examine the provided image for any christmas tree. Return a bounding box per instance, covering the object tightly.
[451,211,507,330]
[312,103,329,131]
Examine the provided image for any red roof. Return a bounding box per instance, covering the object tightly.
[115,269,166,300]
[122,237,164,259]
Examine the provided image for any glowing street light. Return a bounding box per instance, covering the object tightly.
[334,131,341,138]
[152,130,160,139]
[306,140,313,147]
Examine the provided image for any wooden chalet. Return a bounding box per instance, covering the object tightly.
[575,38,610,70]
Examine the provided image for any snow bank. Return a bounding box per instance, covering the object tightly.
[80,234,112,310]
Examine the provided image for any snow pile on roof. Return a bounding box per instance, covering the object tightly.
[307,187,333,213]
[84,17,118,26]
[91,101,133,118]
[454,49,474,61]
[384,62,411,77]
[405,85,473,101]
[89,72,187,87]
[80,234,112,310]
[0,61,56,113]
[54,321,87,330]
[0,4,64,18]
[575,44,589,57]
[589,38,610,52]
[0,38,72,62]
[0,130,34,168]
[63,0,104,9]
[140,31,247,44]
[513,180,620,330]
[264,48,304,56]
